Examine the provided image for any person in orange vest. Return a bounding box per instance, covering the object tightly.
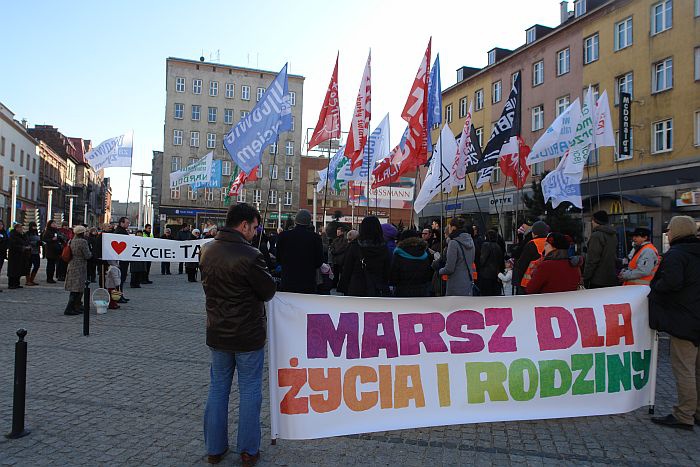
[513,220,550,295]
[619,227,659,286]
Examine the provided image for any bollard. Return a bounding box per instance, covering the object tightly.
[83,281,90,336]
[5,329,30,439]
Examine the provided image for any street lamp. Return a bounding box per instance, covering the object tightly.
[10,175,26,225]
[66,194,78,227]
[132,172,151,229]
[43,185,59,226]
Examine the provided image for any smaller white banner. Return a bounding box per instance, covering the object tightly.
[169,152,213,188]
[101,233,212,262]
[84,132,133,171]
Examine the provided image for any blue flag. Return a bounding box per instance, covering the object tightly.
[191,160,222,189]
[426,55,442,153]
[223,64,292,173]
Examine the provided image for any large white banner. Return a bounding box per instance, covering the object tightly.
[169,152,213,188]
[268,287,656,440]
[101,233,212,262]
[84,132,133,171]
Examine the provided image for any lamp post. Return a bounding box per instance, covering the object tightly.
[132,173,151,229]
[43,186,59,226]
[66,194,78,227]
[10,175,25,225]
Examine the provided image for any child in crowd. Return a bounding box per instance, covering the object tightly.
[498,258,514,295]
[105,261,122,309]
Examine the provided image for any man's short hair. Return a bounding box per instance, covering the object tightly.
[225,203,262,228]
[118,217,129,225]
[145,224,151,229]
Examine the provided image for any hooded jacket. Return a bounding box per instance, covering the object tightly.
[338,239,391,297]
[438,231,475,296]
[526,250,582,294]
[390,237,434,297]
[479,240,504,280]
[649,236,700,345]
[583,224,618,287]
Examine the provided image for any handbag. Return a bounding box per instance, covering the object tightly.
[61,241,73,263]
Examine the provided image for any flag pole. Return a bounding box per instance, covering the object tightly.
[259,137,278,248]
[410,166,420,228]
[614,148,629,257]
[125,132,134,219]
[321,141,332,233]
[466,173,487,232]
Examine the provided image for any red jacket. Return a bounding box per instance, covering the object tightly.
[526,256,581,294]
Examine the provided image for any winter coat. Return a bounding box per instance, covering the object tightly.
[389,237,434,297]
[339,239,391,297]
[276,225,324,294]
[619,242,659,283]
[438,231,475,296]
[64,237,92,292]
[7,232,30,277]
[329,235,350,267]
[382,224,398,256]
[583,224,618,288]
[526,251,582,294]
[105,265,121,289]
[42,226,63,260]
[649,236,700,345]
[175,229,191,241]
[514,238,544,287]
[0,228,8,260]
[200,228,276,352]
[27,231,41,255]
[479,241,504,280]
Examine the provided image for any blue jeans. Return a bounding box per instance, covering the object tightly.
[204,347,264,456]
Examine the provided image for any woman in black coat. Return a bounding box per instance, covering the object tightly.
[42,220,63,283]
[338,216,390,297]
[479,230,505,296]
[390,230,434,297]
[7,224,31,289]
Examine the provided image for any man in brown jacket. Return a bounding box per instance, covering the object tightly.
[199,203,276,466]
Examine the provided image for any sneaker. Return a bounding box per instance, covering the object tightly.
[47,279,56,284]
[206,448,228,464]
[651,414,694,431]
[240,451,260,467]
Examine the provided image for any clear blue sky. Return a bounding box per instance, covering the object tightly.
[1,0,560,202]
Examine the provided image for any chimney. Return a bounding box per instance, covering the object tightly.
[560,1,570,24]
[20,118,28,129]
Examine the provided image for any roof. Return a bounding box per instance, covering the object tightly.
[67,137,88,164]
[167,57,305,80]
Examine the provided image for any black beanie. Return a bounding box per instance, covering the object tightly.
[593,210,609,225]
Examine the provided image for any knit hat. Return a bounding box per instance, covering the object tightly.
[73,225,86,235]
[546,232,570,250]
[631,227,651,239]
[531,221,550,237]
[593,210,609,225]
[667,216,697,242]
[295,209,312,226]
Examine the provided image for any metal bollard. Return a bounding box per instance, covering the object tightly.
[83,281,90,336]
[5,329,30,439]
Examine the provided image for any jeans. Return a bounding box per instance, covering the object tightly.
[30,254,40,274]
[204,347,264,456]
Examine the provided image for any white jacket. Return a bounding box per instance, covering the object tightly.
[105,265,121,289]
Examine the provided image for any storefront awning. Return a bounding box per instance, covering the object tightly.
[581,193,659,211]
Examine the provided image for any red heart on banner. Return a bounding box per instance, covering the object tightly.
[111,241,127,255]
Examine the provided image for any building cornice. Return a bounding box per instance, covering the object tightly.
[0,111,38,147]
[166,57,305,80]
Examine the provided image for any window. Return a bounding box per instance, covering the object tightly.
[173,130,183,146]
[237,190,246,203]
[475,127,483,146]
[585,84,600,103]
[241,85,250,100]
[290,91,296,106]
[557,48,570,76]
[556,96,570,116]
[584,34,599,64]
[532,61,544,86]
[31,182,34,200]
[241,111,249,119]
[189,157,197,167]
[174,103,184,119]
[526,27,536,44]
[695,48,700,81]
[190,131,199,148]
[170,186,180,199]
[285,141,294,156]
[254,189,261,204]
[0,136,4,156]
[492,81,502,104]
[270,164,278,180]
[695,111,700,146]
[171,156,181,171]
[285,191,292,206]
[11,143,15,161]
[285,166,293,180]
[511,72,519,89]
[652,118,673,153]
[615,72,634,104]
[204,188,214,201]
[488,50,496,65]
[574,0,586,17]
[208,107,217,123]
[32,158,36,174]
[532,105,544,131]
[187,186,197,200]
[585,148,599,166]
[257,87,265,101]
[445,104,452,123]
[615,129,634,161]
[614,17,633,51]
[269,190,278,205]
[225,82,235,98]
[532,162,544,176]
[222,160,232,176]
[192,105,201,121]
[458,97,467,118]
[207,133,216,149]
[491,167,500,183]
[20,150,24,168]
[475,89,484,110]
[270,142,278,155]
[175,77,185,92]
[696,0,699,17]
[209,81,218,96]
[220,189,227,202]
[291,117,295,131]
[653,58,673,93]
[651,0,672,35]
[193,79,202,94]
[224,108,234,125]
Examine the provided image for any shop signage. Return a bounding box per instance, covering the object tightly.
[618,93,632,160]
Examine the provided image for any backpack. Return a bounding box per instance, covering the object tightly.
[61,241,73,263]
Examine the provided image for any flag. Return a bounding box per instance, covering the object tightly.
[563,86,595,174]
[526,99,581,165]
[542,154,583,208]
[345,53,371,171]
[593,90,616,149]
[169,151,214,188]
[337,114,390,182]
[229,166,257,197]
[426,54,442,153]
[223,166,240,205]
[316,146,347,193]
[83,131,133,171]
[447,101,473,192]
[475,72,521,187]
[308,54,341,150]
[223,64,292,174]
[499,136,531,189]
[413,124,458,213]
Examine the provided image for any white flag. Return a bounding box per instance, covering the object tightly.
[592,90,616,149]
[337,114,390,182]
[563,87,595,175]
[169,151,213,188]
[446,101,472,193]
[84,132,133,171]
[413,124,458,213]
[542,154,583,208]
[526,99,581,165]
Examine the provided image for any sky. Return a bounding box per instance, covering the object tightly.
[0,0,560,202]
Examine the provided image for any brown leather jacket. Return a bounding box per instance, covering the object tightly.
[200,228,276,352]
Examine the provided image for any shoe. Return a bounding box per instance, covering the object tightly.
[117,298,128,304]
[240,451,260,467]
[64,309,80,316]
[131,284,141,288]
[166,272,172,275]
[47,279,56,284]
[206,448,229,464]
[8,285,21,289]
[108,304,120,310]
[651,414,694,431]
[142,280,153,284]
[74,307,84,314]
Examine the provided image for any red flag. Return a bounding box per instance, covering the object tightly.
[345,53,371,171]
[498,136,530,189]
[228,166,258,197]
[308,54,341,151]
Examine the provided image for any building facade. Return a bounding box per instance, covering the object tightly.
[158,57,305,230]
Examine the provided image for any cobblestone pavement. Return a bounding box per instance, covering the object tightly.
[1,262,698,466]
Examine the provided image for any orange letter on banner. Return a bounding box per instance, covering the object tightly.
[378,365,393,409]
[604,303,634,346]
[394,365,426,409]
[343,366,378,411]
[308,368,342,413]
[279,363,308,414]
